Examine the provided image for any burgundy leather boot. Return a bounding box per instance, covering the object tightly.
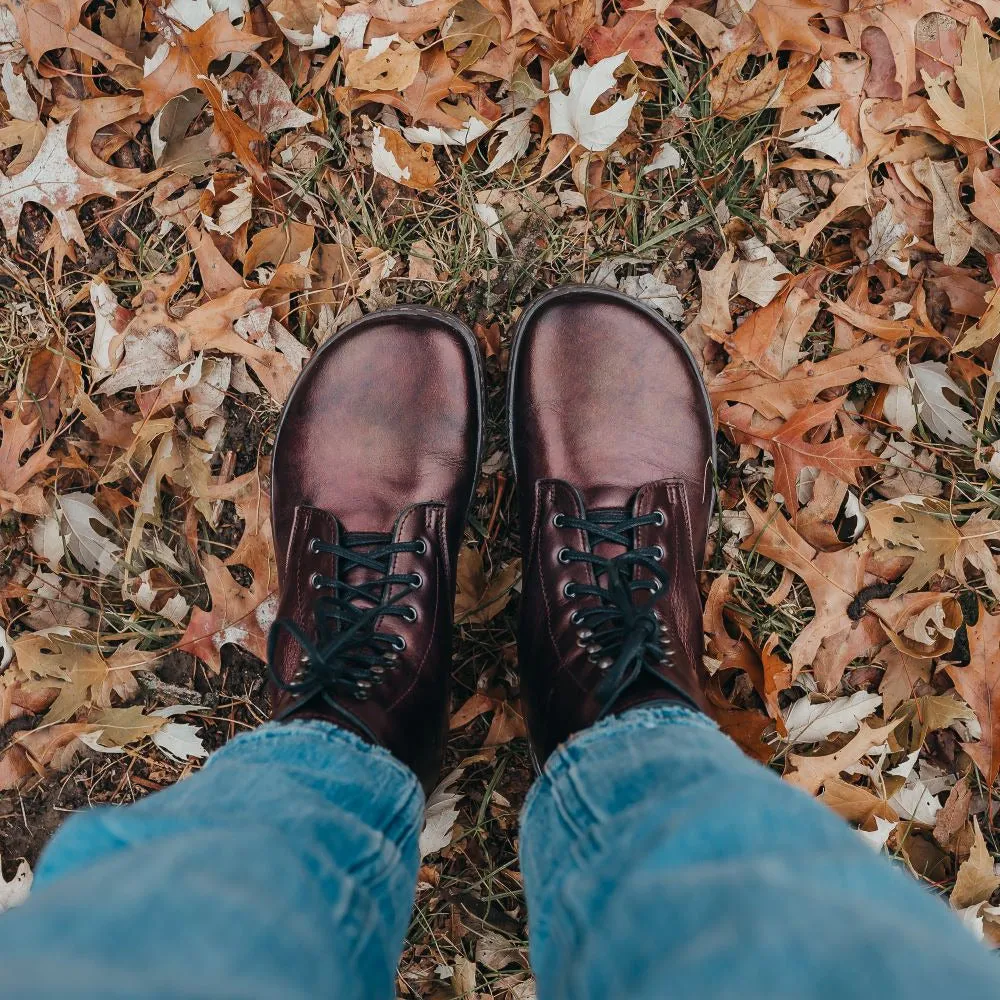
[268,307,483,790]
[508,286,714,764]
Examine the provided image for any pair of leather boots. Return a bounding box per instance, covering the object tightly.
[267,285,715,789]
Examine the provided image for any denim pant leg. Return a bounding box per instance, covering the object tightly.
[0,721,423,1000]
[521,705,999,999]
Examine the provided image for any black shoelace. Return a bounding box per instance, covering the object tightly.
[268,531,424,734]
[554,508,673,714]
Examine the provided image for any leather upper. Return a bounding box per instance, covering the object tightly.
[269,309,482,790]
[509,286,714,761]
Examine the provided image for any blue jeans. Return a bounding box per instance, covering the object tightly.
[0,706,995,997]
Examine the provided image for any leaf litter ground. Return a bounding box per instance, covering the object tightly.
[2,0,1000,994]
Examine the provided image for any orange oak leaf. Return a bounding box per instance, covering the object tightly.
[719,396,880,511]
[2,0,134,69]
[0,397,56,515]
[140,11,271,197]
[743,501,885,691]
[710,338,904,420]
[946,604,1000,784]
[177,554,276,672]
[582,7,663,66]
[358,47,476,128]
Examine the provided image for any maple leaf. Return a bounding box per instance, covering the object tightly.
[720,396,878,511]
[11,630,107,724]
[923,20,1000,143]
[866,497,1000,597]
[548,52,638,152]
[0,119,128,247]
[946,604,1000,784]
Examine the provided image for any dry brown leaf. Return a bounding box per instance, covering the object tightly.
[0,119,129,247]
[786,721,900,795]
[923,21,1000,143]
[177,553,276,672]
[743,501,884,689]
[867,591,961,659]
[141,11,270,195]
[946,604,1000,784]
[2,0,134,69]
[951,820,1000,909]
[933,777,973,852]
[0,397,56,516]
[454,546,521,624]
[710,338,904,421]
[878,645,933,716]
[582,8,663,66]
[719,397,878,512]
[371,125,440,190]
[345,37,421,91]
[819,776,898,826]
[355,47,475,127]
[865,497,1000,597]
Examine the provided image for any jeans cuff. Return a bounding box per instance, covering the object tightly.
[205,719,423,798]
[522,704,716,822]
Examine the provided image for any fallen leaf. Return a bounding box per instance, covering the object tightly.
[786,721,900,795]
[0,119,128,247]
[0,858,31,912]
[548,52,638,152]
[783,691,884,745]
[947,604,1000,784]
[923,21,1000,143]
[371,124,440,190]
[951,821,1000,910]
[420,766,463,858]
[345,35,421,91]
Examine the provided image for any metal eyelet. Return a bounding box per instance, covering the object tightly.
[652,510,665,526]
[557,547,571,564]
[309,572,323,590]
[308,537,321,554]
[410,573,423,589]
[391,635,406,652]
[414,539,428,555]
[653,545,665,560]
[563,582,576,599]
[569,611,584,625]
[402,606,418,623]
[552,513,566,528]
[597,657,613,671]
